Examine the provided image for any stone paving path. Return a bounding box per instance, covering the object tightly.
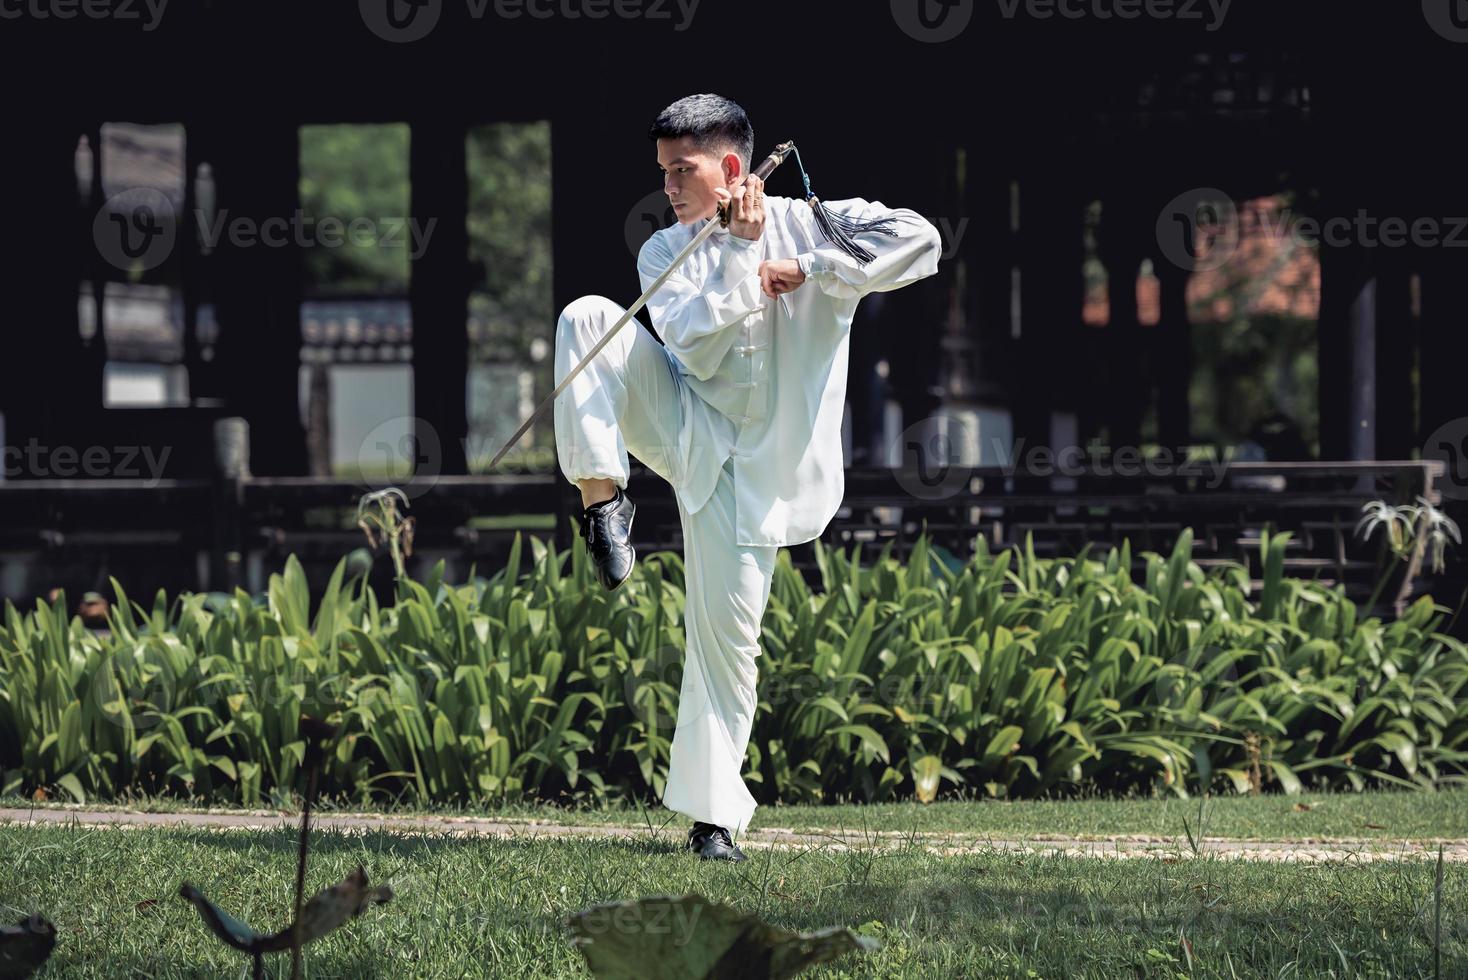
[5,804,1465,863]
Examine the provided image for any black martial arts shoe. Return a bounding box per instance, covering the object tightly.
[578,485,636,591]
[686,821,747,862]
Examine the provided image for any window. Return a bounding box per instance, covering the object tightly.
[465,121,553,472]
[80,122,190,408]
[296,123,413,477]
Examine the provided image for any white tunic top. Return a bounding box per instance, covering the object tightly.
[636,194,943,547]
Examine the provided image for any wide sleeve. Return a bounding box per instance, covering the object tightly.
[636,228,767,382]
[793,198,943,302]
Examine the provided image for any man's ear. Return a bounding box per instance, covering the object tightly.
[721,151,744,185]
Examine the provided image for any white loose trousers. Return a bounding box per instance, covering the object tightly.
[554,295,775,835]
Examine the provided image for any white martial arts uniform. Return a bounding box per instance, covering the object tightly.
[554,194,942,834]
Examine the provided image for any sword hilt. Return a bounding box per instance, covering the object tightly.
[717,140,795,227]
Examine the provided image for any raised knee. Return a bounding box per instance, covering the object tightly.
[558,295,622,330]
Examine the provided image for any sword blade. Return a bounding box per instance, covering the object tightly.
[487,140,794,474]
[486,213,723,471]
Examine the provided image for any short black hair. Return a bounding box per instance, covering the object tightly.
[648,94,754,173]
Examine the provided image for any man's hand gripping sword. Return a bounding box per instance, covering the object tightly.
[486,141,796,472]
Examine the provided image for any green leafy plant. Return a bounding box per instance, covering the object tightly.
[1,531,1464,809]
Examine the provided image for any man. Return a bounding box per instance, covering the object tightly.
[553,93,941,861]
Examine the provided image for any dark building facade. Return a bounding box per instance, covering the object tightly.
[1,1,1464,613]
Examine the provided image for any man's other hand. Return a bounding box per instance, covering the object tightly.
[759,259,805,298]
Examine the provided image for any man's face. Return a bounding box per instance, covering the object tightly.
[657,135,743,224]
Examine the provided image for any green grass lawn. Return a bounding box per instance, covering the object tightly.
[9,788,1466,841]
[1,821,1463,979]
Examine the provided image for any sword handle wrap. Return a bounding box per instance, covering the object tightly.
[718,140,795,227]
